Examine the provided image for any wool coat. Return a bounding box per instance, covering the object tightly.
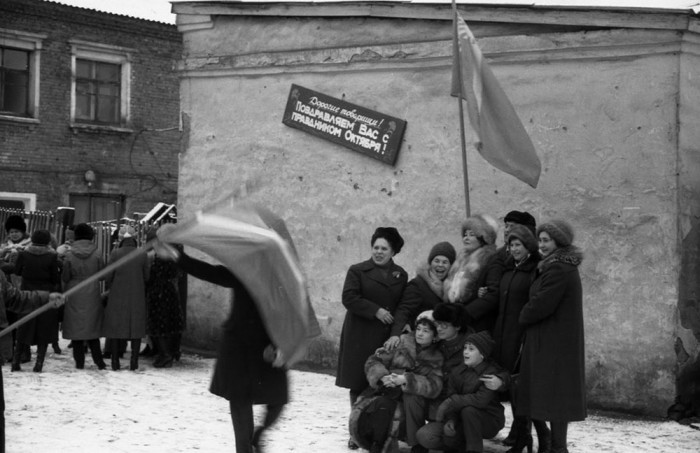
[443,245,502,333]
[177,253,288,404]
[336,259,408,391]
[61,239,104,340]
[492,253,540,373]
[103,238,150,340]
[390,263,445,338]
[516,246,586,422]
[145,256,184,337]
[15,246,60,344]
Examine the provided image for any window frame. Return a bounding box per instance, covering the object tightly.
[70,39,133,130]
[0,28,45,122]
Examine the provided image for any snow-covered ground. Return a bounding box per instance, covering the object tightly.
[4,339,700,452]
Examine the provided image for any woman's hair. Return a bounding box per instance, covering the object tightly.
[415,317,437,336]
[432,303,468,332]
[370,226,404,254]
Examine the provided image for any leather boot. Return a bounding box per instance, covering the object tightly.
[129,339,141,371]
[507,416,533,453]
[110,339,120,370]
[88,339,106,370]
[10,348,21,372]
[533,419,551,453]
[153,336,174,368]
[73,341,86,369]
[33,343,47,373]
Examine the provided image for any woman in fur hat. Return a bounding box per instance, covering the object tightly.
[443,214,502,333]
[516,220,586,453]
[336,227,408,449]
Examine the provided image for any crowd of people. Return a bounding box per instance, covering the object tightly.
[0,215,185,374]
[336,212,586,453]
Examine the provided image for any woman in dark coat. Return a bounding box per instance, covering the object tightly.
[335,227,408,449]
[12,230,60,373]
[491,225,549,453]
[517,220,586,453]
[154,240,287,453]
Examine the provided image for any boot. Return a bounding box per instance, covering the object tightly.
[533,419,551,453]
[33,343,47,373]
[88,339,106,370]
[52,341,62,354]
[20,343,31,363]
[73,341,86,369]
[110,339,120,370]
[507,416,533,453]
[10,350,21,372]
[503,422,518,446]
[153,336,174,368]
[129,339,141,371]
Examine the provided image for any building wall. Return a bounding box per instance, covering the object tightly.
[0,0,181,216]
[174,5,700,415]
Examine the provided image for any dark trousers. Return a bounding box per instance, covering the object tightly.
[229,399,284,453]
[417,406,503,452]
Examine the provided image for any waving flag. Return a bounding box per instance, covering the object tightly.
[452,12,541,188]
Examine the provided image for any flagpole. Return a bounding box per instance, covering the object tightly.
[452,0,470,217]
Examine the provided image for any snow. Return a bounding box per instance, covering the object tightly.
[5,339,700,452]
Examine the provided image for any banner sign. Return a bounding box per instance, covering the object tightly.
[282,84,406,165]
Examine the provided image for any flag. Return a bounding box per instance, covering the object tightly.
[451,13,541,188]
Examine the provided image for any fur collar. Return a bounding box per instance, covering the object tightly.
[539,245,583,270]
[24,244,54,256]
[415,262,444,298]
[443,244,497,303]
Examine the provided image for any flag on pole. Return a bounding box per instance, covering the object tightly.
[451,13,541,188]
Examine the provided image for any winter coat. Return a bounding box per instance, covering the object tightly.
[177,253,288,405]
[336,259,408,391]
[15,245,60,344]
[435,360,505,429]
[390,262,445,337]
[103,238,150,340]
[365,333,444,399]
[443,244,502,333]
[492,252,540,373]
[61,239,104,340]
[516,246,586,422]
[146,255,184,337]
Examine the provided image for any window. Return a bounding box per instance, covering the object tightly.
[70,40,132,128]
[0,192,36,211]
[0,28,45,120]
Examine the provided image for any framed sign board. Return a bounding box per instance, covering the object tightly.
[282,84,407,165]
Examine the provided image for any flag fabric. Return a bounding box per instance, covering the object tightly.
[451,12,541,188]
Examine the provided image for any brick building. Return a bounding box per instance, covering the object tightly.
[0,0,181,223]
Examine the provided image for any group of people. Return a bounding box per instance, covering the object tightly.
[0,215,185,373]
[336,212,586,453]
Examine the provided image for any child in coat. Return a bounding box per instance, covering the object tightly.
[350,310,444,453]
[416,331,505,453]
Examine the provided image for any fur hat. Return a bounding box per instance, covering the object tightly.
[507,224,539,254]
[432,303,468,332]
[537,220,574,248]
[31,229,51,246]
[5,215,27,233]
[428,241,456,265]
[415,310,437,334]
[371,227,404,254]
[74,223,94,241]
[466,331,495,359]
[461,214,498,246]
[504,210,537,236]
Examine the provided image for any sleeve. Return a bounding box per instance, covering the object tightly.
[61,257,72,284]
[177,252,236,288]
[519,263,568,326]
[1,271,49,315]
[364,347,393,388]
[341,266,381,320]
[403,352,444,399]
[463,253,503,323]
[390,278,424,337]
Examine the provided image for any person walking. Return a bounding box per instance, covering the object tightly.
[517,220,586,453]
[61,223,107,370]
[103,226,150,371]
[12,230,60,373]
[336,227,408,449]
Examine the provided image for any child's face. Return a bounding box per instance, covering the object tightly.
[436,321,459,341]
[7,229,23,242]
[414,323,436,346]
[463,342,484,368]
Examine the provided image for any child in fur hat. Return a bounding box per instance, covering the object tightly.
[351,311,444,453]
[416,331,505,453]
[0,216,31,273]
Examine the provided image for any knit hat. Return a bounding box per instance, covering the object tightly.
[31,229,51,246]
[461,214,498,246]
[537,220,574,248]
[74,223,94,241]
[507,224,538,254]
[428,241,456,265]
[4,215,26,233]
[465,331,495,359]
[371,227,404,254]
[415,310,437,334]
[504,210,537,236]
